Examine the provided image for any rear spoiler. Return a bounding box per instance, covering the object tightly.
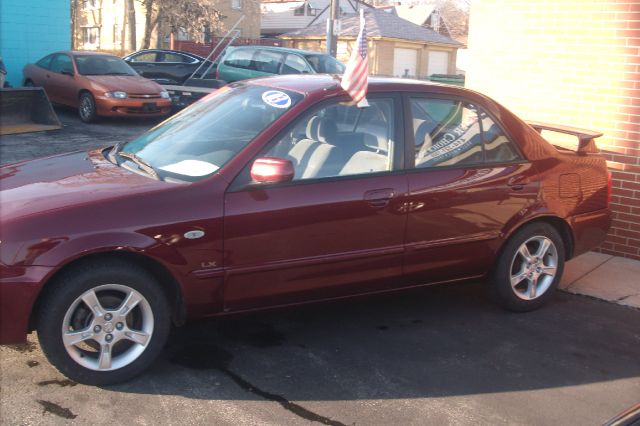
[526,121,603,155]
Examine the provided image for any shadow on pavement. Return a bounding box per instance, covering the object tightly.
[110,283,640,405]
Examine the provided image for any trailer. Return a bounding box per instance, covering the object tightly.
[162,17,244,110]
[163,79,223,109]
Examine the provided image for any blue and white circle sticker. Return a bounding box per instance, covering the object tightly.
[262,90,291,109]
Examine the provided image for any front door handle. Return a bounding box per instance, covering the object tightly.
[364,188,395,208]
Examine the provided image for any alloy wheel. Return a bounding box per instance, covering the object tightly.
[509,236,558,300]
[61,284,154,371]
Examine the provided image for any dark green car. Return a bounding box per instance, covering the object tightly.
[216,46,346,83]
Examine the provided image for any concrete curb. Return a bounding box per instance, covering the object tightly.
[560,252,640,309]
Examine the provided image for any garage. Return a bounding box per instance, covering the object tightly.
[393,48,417,78]
[428,50,450,75]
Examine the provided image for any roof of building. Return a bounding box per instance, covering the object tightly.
[392,4,436,27]
[279,7,463,46]
[261,0,360,33]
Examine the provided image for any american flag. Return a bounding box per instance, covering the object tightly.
[341,9,369,107]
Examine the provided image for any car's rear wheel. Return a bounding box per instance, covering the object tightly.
[37,260,171,385]
[490,222,565,312]
[79,92,98,123]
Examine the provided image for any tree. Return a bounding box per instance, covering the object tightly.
[127,0,137,50]
[140,0,224,48]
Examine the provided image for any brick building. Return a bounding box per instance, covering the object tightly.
[466,0,640,260]
[75,0,261,53]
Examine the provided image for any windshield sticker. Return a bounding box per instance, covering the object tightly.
[262,90,292,109]
[159,160,219,176]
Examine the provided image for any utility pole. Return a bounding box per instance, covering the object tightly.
[326,0,339,57]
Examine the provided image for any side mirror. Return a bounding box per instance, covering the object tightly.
[250,157,294,184]
[61,69,74,76]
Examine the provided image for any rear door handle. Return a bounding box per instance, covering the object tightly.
[508,176,529,191]
[364,188,395,208]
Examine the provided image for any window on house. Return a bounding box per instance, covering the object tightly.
[203,26,212,44]
[232,0,242,10]
[294,5,305,16]
[84,0,99,10]
[82,27,100,49]
[114,24,122,47]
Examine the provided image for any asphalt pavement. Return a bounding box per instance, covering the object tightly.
[1,106,639,425]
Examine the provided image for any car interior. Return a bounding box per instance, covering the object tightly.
[266,101,394,180]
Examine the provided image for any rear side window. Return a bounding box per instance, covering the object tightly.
[223,49,255,70]
[36,54,55,70]
[162,53,191,63]
[131,52,157,62]
[410,98,522,168]
[50,54,73,74]
[480,111,521,163]
[282,54,311,74]
[304,55,345,73]
[253,50,284,74]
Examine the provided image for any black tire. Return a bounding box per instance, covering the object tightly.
[489,222,565,312]
[24,79,35,87]
[36,259,171,385]
[78,91,98,123]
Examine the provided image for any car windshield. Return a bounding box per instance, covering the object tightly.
[75,55,138,76]
[304,55,345,74]
[116,84,303,182]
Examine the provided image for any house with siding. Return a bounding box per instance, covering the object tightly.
[261,0,360,37]
[466,0,640,260]
[0,0,70,87]
[279,7,462,78]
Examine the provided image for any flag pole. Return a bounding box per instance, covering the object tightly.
[326,0,339,57]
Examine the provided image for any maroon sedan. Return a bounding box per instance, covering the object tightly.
[0,75,611,385]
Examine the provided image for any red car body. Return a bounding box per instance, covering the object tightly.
[0,75,611,344]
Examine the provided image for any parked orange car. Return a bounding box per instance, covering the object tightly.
[23,51,172,123]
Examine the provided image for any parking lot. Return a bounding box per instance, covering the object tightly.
[1,107,639,425]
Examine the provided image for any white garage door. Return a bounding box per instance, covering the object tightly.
[393,48,417,78]
[428,51,450,75]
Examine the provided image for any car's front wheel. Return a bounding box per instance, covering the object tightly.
[490,222,565,312]
[78,92,98,123]
[37,260,171,385]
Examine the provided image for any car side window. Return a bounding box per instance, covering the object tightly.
[131,52,157,62]
[223,49,255,70]
[36,54,55,70]
[262,99,395,180]
[411,98,483,168]
[411,98,523,168]
[480,111,522,163]
[282,54,311,74]
[50,54,73,74]
[162,53,185,63]
[253,50,284,74]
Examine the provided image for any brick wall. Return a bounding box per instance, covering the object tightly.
[172,38,283,60]
[466,0,640,260]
